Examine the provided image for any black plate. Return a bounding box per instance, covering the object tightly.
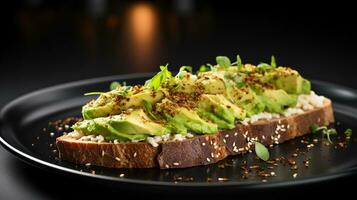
[1,73,357,193]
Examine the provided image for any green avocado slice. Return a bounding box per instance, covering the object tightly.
[82,89,165,120]
[73,109,170,141]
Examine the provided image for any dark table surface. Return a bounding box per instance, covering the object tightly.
[1,0,357,199]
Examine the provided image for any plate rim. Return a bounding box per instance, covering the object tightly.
[1,74,357,189]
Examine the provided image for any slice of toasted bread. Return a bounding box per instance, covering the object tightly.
[56,99,334,169]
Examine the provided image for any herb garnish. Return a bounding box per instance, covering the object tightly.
[110,81,120,91]
[310,124,338,144]
[176,66,193,79]
[310,124,327,134]
[84,92,105,96]
[255,141,270,161]
[145,64,172,91]
[257,63,271,71]
[198,65,210,72]
[142,100,157,120]
[236,55,242,70]
[344,128,353,137]
[271,55,277,68]
[323,128,337,144]
[216,56,231,69]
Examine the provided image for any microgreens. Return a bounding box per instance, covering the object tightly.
[310,124,338,144]
[271,55,277,68]
[142,100,157,120]
[255,141,270,161]
[145,64,172,91]
[344,128,353,137]
[84,92,105,96]
[216,56,231,68]
[176,66,193,78]
[110,81,120,91]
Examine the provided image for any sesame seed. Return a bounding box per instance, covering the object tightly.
[119,173,125,178]
[234,132,238,136]
[232,142,236,147]
[165,164,169,168]
[211,152,214,158]
[85,163,91,167]
[218,177,229,181]
[262,179,267,182]
[91,170,96,174]
[202,142,206,146]
[173,162,180,166]
[207,158,211,162]
[293,173,298,178]
[50,132,55,137]
[223,139,226,143]
[133,152,137,157]
[101,150,105,157]
[115,157,121,161]
[270,172,276,176]
[287,124,290,129]
[225,134,229,138]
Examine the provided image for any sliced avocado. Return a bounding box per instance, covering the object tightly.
[156,99,218,135]
[73,109,170,141]
[226,86,265,116]
[261,89,297,113]
[198,72,226,94]
[172,71,200,93]
[271,67,311,94]
[82,89,165,119]
[197,94,246,129]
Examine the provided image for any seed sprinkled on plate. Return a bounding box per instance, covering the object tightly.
[218,177,229,181]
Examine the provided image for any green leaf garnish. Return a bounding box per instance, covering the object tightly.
[198,65,210,73]
[142,100,157,120]
[322,128,337,144]
[310,124,337,143]
[216,56,231,68]
[271,55,277,68]
[110,81,120,91]
[84,92,105,96]
[345,128,353,137]
[257,63,271,71]
[235,54,242,70]
[145,64,172,91]
[176,66,193,78]
[254,141,270,161]
[310,124,327,134]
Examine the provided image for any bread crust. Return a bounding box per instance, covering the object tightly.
[56,99,334,169]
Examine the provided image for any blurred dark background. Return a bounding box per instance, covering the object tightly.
[1,0,357,199]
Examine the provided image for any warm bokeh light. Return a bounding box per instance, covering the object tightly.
[129,3,156,45]
[120,2,161,71]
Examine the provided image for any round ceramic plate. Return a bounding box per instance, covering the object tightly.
[1,73,357,193]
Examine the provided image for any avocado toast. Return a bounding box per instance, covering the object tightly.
[56,55,334,169]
